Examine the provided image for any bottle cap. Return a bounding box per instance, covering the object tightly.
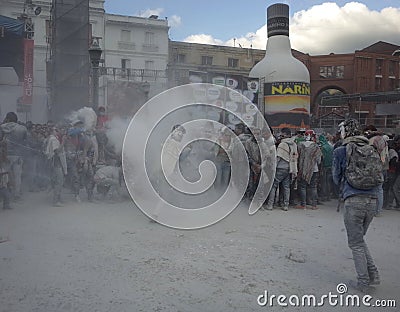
[267,3,289,37]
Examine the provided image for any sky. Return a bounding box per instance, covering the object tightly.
[105,1,400,55]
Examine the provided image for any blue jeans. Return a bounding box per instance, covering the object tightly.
[376,183,383,214]
[320,166,333,200]
[344,195,378,286]
[299,172,318,206]
[216,161,231,190]
[267,168,290,208]
[0,187,10,209]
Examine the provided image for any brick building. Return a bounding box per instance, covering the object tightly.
[307,41,400,129]
[168,40,400,130]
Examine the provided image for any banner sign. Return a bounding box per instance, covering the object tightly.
[22,39,34,105]
[188,71,260,128]
[264,81,310,129]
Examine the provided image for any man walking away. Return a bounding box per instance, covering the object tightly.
[0,112,28,200]
[332,119,381,294]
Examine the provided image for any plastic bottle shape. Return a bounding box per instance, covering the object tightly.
[249,3,310,129]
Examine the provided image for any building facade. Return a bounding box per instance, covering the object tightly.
[168,40,400,130]
[1,1,399,128]
[0,0,169,122]
[308,41,400,129]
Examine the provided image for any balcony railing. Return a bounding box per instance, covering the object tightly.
[313,116,400,131]
[117,41,136,50]
[142,44,159,52]
[100,67,166,81]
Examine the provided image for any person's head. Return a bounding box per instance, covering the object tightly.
[363,124,377,132]
[4,112,18,123]
[234,123,245,135]
[171,124,185,142]
[393,135,400,148]
[220,126,231,140]
[26,121,33,130]
[251,127,261,140]
[297,128,306,136]
[305,129,316,142]
[338,119,362,139]
[98,106,106,116]
[73,120,84,129]
[280,127,291,139]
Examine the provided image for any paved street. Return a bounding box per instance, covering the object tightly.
[1,192,399,311]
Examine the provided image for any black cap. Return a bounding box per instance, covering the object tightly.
[267,3,289,37]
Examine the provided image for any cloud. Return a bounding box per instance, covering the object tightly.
[184,34,224,46]
[168,15,182,28]
[137,8,164,18]
[290,2,400,55]
[182,2,400,55]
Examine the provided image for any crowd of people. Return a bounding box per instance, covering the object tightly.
[246,123,400,216]
[0,107,124,209]
[1,110,399,294]
[1,108,400,217]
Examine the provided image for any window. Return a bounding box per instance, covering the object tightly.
[319,65,345,79]
[228,58,239,68]
[145,32,154,45]
[336,65,344,78]
[176,54,186,63]
[45,20,52,43]
[389,77,397,90]
[121,30,131,42]
[145,60,154,70]
[121,59,131,69]
[121,59,131,78]
[88,24,92,46]
[375,59,383,76]
[375,77,382,91]
[201,56,213,66]
[388,60,396,77]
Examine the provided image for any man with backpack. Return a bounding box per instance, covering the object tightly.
[332,119,382,294]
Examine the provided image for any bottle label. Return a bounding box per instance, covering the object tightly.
[263,81,310,129]
[267,17,289,37]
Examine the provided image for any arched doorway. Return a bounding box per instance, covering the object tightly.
[313,87,348,129]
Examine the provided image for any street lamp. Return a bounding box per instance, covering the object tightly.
[88,38,102,110]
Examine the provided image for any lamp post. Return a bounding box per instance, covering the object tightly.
[88,38,102,110]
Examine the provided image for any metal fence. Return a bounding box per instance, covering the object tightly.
[100,67,167,82]
[313,116,400,132]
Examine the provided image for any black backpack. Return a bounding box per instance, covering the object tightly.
[345,142,384,190]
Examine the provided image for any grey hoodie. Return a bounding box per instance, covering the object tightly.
[0,122,28,156]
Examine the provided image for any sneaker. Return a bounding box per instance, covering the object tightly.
[294,205,306,209]
[265,205,273,211]
[348,280,375,295]
[369,272,381,285]
[75,195,81,203]
[281,206,288,211]
[374,212,383,217]
[310,205,319,210]
[53,201,63,207]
